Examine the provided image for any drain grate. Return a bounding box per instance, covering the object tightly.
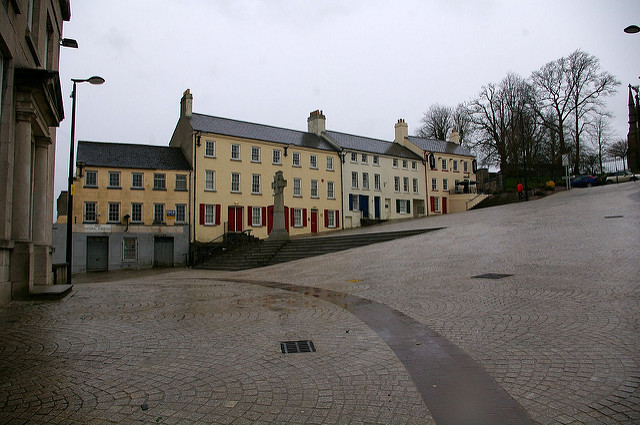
[280,340,316,354]
[472,273,513,280]
[605,215,624,219]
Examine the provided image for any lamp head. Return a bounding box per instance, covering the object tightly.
[624,25,640,34]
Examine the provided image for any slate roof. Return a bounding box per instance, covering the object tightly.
[190,113,336,152]
[77,141,191,170]
[407,136,474,157]
[324,130,422,160]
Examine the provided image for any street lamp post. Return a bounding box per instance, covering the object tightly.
[66,76,105,284]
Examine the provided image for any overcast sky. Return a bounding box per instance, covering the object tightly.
[54,0,640,203]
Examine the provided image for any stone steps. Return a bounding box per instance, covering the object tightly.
[198,228,440,270]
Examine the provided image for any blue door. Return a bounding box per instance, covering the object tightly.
[374,196,381,219]
[359,195,369,219]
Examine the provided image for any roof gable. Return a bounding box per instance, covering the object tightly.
[77,141,191,170]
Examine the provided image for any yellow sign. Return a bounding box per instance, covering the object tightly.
[70,184,75,196]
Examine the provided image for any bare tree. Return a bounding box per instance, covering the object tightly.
[467,73,536,174]
[532,56,573,164]
[567,50,620,173]
[585,111,616,174]
[607,139,629,172]
[533,50,620,173]
[416,104,453,141]
[452,103,472,146]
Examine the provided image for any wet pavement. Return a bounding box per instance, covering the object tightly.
[1,183,639,424]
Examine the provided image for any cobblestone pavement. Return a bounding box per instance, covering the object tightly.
[1,183,639,424]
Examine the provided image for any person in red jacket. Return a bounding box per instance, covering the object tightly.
[517,182,524,200]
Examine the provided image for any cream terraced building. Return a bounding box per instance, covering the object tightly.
[53,142,191,273]
[306,112,427,228]
[170,90,342,242]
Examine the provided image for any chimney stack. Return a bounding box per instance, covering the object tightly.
[180,89,193,118]
[394,118,409,145]
[307,109,326,135]
[449,129,460,145]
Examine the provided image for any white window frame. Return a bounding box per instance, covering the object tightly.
[85,170,97,187]
[205,140,216,158]
[84,202,97,223]
[205,170,215,191]
[327,181,335,199]
[154,204,165,223]
[231,144,241,161]
[131,203,143,223]
[272,149,282,165]
[123,237,138,261]
[175,174,187,191]
[108,202,120,223]
[393,158,399,168]
[294,208,303,227]
[251,146,261,163]
[363,172,370,190]
[204,204,215,225]
[350,152,358,163]
[154,173,166,190]
[231,173,241,193]
[131,172,143,189]
[374,174,381,191]
[252,207,262,227]
[441,159,447,170]
[293,178,302,197]
[176,204,186,223]
[432,178,438,191]
[292,152,301,167]
[309,154,318,169]
[402,160,408,169]
[361,154,368,164]
[394,176,400,192]
[351,172,358,189]
[464,161,469,173]
[326,156,334,171]
[453,160,458,172]
[398,200,407,214]
[311,180,319,198]
[413,178,419,194]
[443,179,449,191]
[108,171,121,188]
[252,174,261,194]
[403,177,409,193]
[373,155,379,166]
[327,210,336,228]
[434,196,440,212]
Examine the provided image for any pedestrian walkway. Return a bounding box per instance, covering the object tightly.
[0,183,639,424]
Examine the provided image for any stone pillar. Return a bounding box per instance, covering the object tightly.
[11,116,33,241]
[33,139,52,285]
[10,114,34,298]
[269,171,289,241]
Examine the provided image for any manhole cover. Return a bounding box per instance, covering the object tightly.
[280,340,316,354]
[472,273,513,280]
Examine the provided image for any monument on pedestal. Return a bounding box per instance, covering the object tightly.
[269,171,290,241]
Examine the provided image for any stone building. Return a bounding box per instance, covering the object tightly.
[1,0,71,304]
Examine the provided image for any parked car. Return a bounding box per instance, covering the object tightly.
[605,171,640,184]
[570,175,598,188]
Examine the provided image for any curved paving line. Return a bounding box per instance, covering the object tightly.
[225,278,534,425]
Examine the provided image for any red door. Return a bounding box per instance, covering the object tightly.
[228,206,243,232]
[311,209,318,234]
[442,197,448,214]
